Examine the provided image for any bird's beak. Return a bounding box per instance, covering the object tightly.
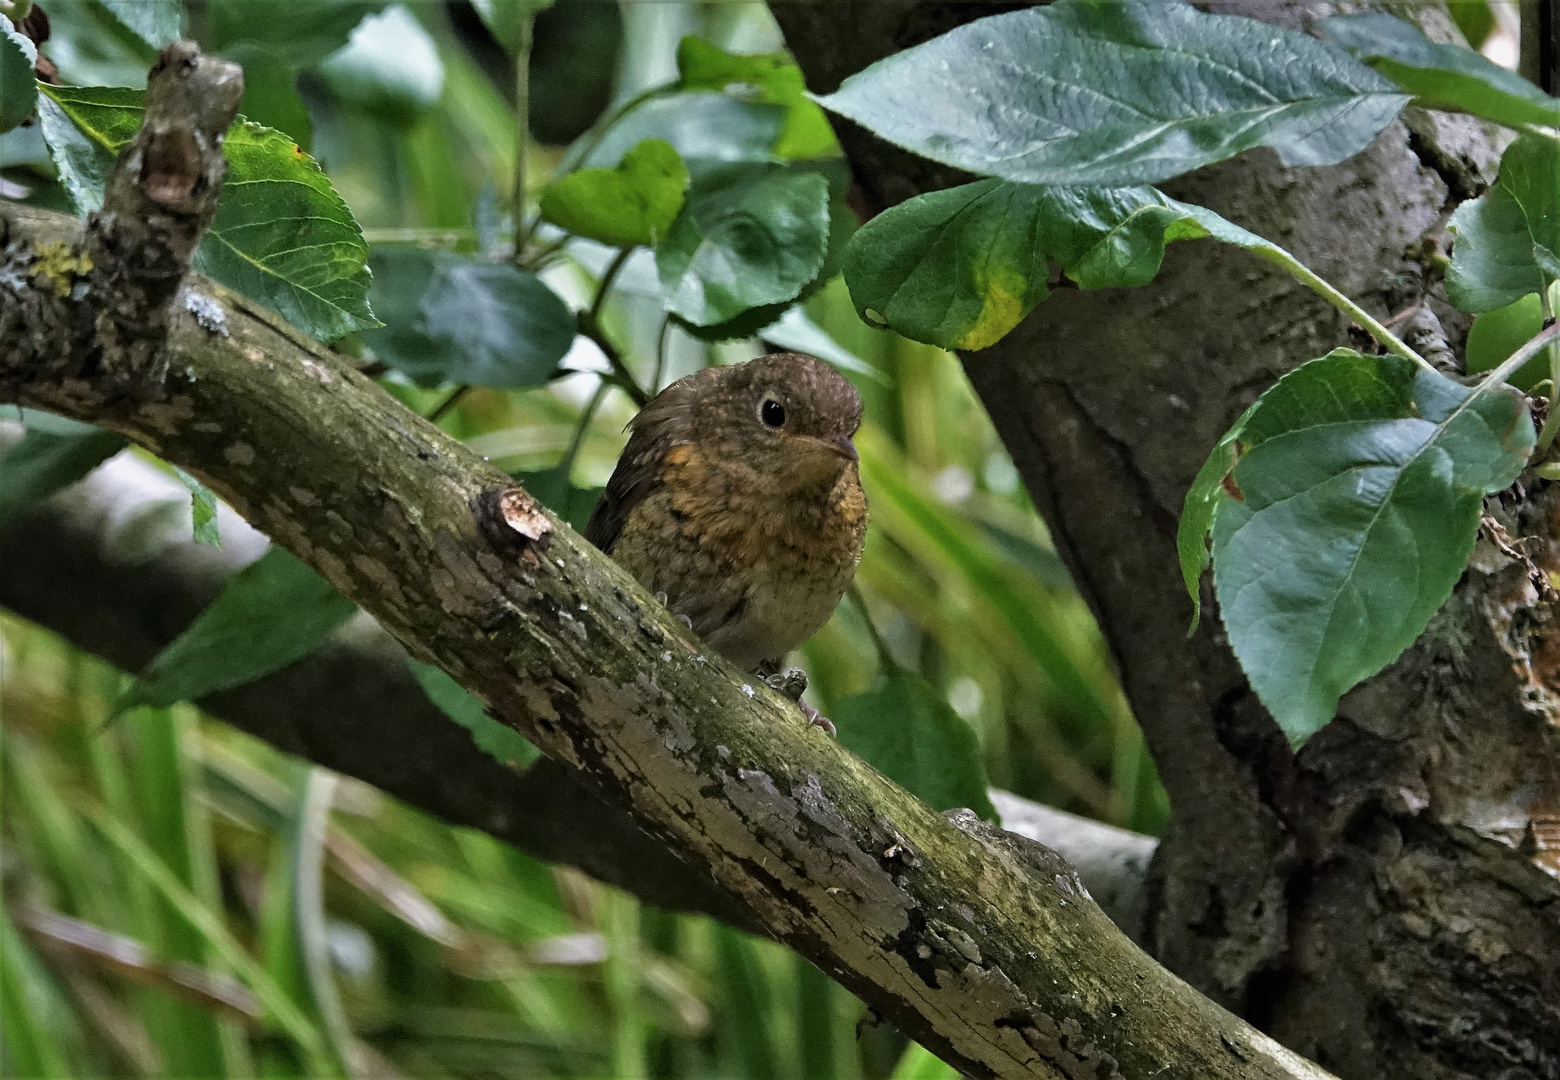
[830,433,859,463]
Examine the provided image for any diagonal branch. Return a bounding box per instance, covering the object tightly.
[0,42,1331,1080]
[0,442,1157,937]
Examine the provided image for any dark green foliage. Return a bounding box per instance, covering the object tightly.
[530,0,622,145]
[1186,353,1533,745]
[1448,135,1560,312]
[0,425,125,527]
[1,20,36,134]
[364,246,575,388]
[817,0,1406,186]
[119,547,359,713]
[1322,13,1560,129]
[836,667,998,821]
[656,161,830,327]
[409,661,540,770]
[36,85,378,342]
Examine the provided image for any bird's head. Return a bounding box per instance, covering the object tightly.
[649,353,862,493]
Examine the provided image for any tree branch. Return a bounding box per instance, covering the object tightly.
[0,43,1328,1080]
[0,440,1158,938]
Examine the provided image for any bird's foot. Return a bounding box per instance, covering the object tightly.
[764,668,809,702]
[761,669,834,735]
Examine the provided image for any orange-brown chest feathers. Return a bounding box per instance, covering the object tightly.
[609,439,867,671]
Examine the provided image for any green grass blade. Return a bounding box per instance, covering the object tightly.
[87,805,336,1075]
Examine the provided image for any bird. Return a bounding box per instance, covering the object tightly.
[584,352,867,732]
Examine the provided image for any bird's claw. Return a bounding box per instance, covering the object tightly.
[652,592,694,630]
[799,700,837,737]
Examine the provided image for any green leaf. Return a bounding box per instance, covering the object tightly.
[470,0,555,54]
[173,468,221,548]
[834,666,997,820]
[673,159,855,342]
[540,138,688,247]
[119,547,358,712]
[1321,13,1560,130]
[815,0,1406,187]
[656,161,830,327]
[36,85,378,342]
[1177,399,1259,629]
[587,93,786,170]
[1206,351,1533,746]
[206,0,380,70]
[1466,293,1547,390]
[192,122,379,342]
[1535,244,1560,285]
[530,0,621,146]
[318,4,444,123]
[674,36,838,160]
[889,1043,960,1080]
[843,178,1290,351]
[34,86,143,213]
[1,20,36,135]
[843,180,1051,351]
[364,247,576,388]
[1448,135,1560,313]
[97,0,183,49]
[1448,0,1496,51]
[410,661,540,770]
[0,426,125,527]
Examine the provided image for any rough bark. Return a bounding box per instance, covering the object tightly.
[771,3,1560,1078]
[0,443,1157,935]
[0,41,1332,1080]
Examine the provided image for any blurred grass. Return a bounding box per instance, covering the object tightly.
[2,0,1165,1076]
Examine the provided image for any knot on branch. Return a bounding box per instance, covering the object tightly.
[475,485,554,562]
[85,41,242,371]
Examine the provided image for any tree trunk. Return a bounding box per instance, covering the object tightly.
[773,3,1560,1078]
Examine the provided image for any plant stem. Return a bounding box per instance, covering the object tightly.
[652,314,673,395]
[560,381,610,481]
[849,584,897,673]
[557,86,664,177]
[1537,287,1560,453]
[577,247,649,406]
[1436,320,1560,457]
[589,247,634,326]
[512,9,537,258]
[1261,248,1432,372]
[427,385,470,423]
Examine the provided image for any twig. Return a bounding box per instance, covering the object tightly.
[512,9,538,257]
[427,385,470,423]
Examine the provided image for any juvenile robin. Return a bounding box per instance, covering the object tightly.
[584,352,867,731]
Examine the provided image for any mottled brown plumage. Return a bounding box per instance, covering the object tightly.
[585,353,867,678]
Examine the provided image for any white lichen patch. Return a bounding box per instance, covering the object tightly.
[300,358,334,384]
[183,291,229,336]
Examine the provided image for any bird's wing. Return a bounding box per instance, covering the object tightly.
[582,380,699,553]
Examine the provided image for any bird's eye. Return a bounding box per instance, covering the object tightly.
[760,397,786,428]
